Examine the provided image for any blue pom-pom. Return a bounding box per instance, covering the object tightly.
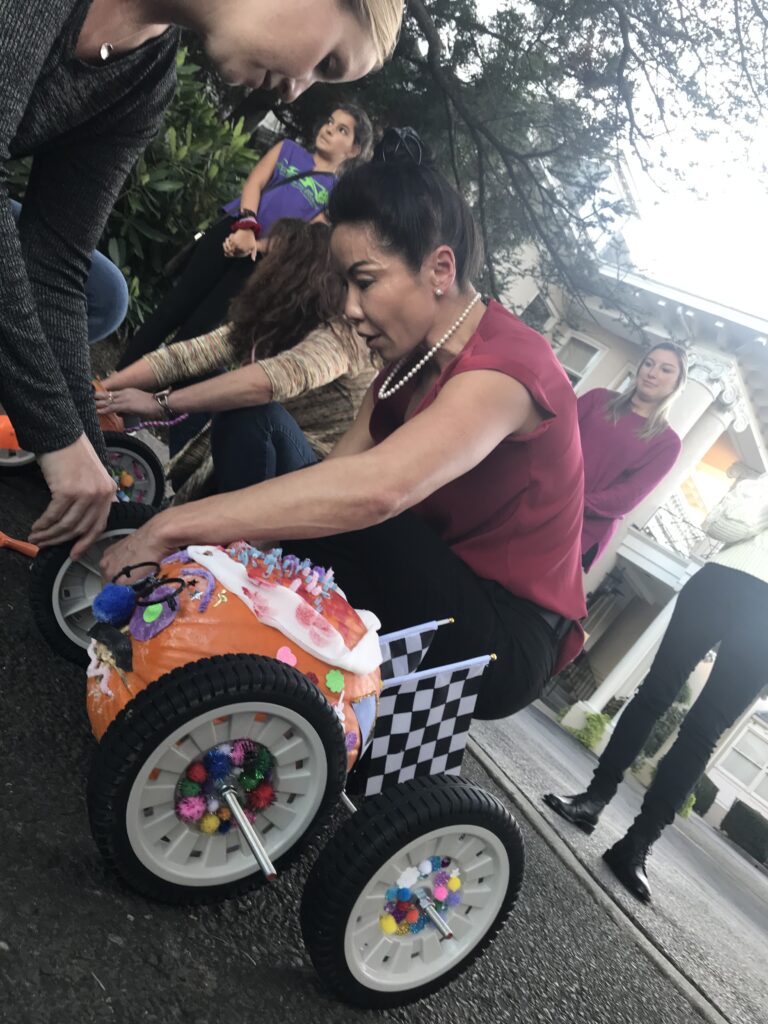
[217,820,232,834]
[385,886,398,902]
[92,583,137,626]
[430,856,441,872]
[397,887,411,901]
[203,747,232,779]
[409,917,426,933]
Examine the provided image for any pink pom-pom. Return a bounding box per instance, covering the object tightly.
[230,738,255,767]
[433,884,448,901]
[176,796,206,823]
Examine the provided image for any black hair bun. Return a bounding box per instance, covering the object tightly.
[373,127,434,168]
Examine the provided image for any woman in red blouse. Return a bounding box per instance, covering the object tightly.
[579,344,687,571]
[101,129,586,720]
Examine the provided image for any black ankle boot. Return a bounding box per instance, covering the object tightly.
[542,791,607,834]
[602,831,656,903]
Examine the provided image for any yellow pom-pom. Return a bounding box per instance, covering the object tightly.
[379,914,397,935]
[217,807,232,821]
[200,813,220,834]
[448,876,461,892]
[119,471,134,488]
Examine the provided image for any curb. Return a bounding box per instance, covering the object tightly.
[467,734,733,1024]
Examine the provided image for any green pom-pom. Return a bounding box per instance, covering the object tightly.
[178,779,201,797]
[255,747,273,772]
[241,770,264,791]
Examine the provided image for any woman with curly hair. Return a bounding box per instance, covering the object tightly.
[98,219,375,500]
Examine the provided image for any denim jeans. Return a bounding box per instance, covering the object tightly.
[211,402,318,492]
[10,199,128,343]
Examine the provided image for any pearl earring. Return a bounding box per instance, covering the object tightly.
[434,289,443,298]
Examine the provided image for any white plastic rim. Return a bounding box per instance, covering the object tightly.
[0,447,36,468]
[106,442,160,506]
[51,527,138,651]
[125,700,329,887]
[344,823,510,993]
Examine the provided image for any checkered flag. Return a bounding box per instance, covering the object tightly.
[378,619,452,681]
[363,654,492,796]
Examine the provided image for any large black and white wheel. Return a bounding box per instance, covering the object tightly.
[88,655,347,904]
[28,501,156,665]
[103,431,165,508]
[301,776,525,1008]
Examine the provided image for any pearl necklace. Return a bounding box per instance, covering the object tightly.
[377,293,481,400]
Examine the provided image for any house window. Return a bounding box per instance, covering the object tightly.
[721,727,768,802]
[520,293,557,335]
[553,331,605,390]
[611,364,635,394]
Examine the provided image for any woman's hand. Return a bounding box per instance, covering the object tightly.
[100,514,175,582]
[31,435,117,559]
[94,387,159,418]
[223,229,257,259]
[250,237,270,260]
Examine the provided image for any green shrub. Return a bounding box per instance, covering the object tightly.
[567,711,611,751]
[693,775,718,817]
[678,793,696,819]
[641,703,687,759]
[721,800,768,863]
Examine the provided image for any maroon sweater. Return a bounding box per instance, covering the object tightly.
[578,388,682,566]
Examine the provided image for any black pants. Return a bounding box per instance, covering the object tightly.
[284,511,559,720]
[117,217,256,369]
[592,563,768,827]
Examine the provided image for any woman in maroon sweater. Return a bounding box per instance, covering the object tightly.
[579,343,687,571]
[102,129,586,720]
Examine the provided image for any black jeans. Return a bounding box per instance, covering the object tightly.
[592,563,768,827]
[117,217,256,369]
[284,511,559,720]
[211,403,317,492]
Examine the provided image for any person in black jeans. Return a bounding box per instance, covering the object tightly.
[544,502,768,903]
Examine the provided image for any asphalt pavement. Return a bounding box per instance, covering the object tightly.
[0,466,756,1024]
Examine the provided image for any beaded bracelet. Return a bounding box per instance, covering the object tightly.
[125,413,189,433]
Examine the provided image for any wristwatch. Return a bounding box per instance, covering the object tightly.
[153,388,174,419]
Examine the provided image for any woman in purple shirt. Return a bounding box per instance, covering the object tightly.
[117,106,373,369]
[579,342,687,570]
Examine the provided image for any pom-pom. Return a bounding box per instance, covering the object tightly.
[217,820,232,834]
[447,876,461,892]
[186,762,207,784]
[385,886,398,901]
[203,747,231,779]
[255,747,273,772]
[396,900,411,913]
[384,901,396,914]
[406,908,420,925]
[397,866,420,889]
[379,914,397,935]
[176,796,206,823]
[230,738,256,767]
[430,856,442,872]
[241,770,264,791]
[118,471,134,489]
[409,917,426,934]
[178,779,201,797]
[434,870,449,886]
[200,813,220,834]
[247,781,275,810]
[206,798,220,813]
[418,859,432,876]
[441,857,452,867]
[397,887,411,901]
[445,892,461,907]
[92,583,137,626]
[396,921,410,935]
[217,807,232,821]
[392,906,407,924]
[433,884,448,902]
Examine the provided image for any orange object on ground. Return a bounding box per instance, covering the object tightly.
[0,531,38,558]
[0,415,20,451]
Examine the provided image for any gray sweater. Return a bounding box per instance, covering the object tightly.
[0,0,178,455]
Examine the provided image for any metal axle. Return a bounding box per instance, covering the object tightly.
[221,786,277,881]
[415,887,454,940]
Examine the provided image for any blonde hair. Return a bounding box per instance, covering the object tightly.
[344,0,403,65]
[606,342,688,440]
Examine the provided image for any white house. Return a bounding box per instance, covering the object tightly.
[707,709,768,827]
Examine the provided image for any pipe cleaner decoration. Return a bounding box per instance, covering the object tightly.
[378,857,462,935]
[174,739,277,834]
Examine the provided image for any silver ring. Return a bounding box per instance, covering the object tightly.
[107,392,114,404]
